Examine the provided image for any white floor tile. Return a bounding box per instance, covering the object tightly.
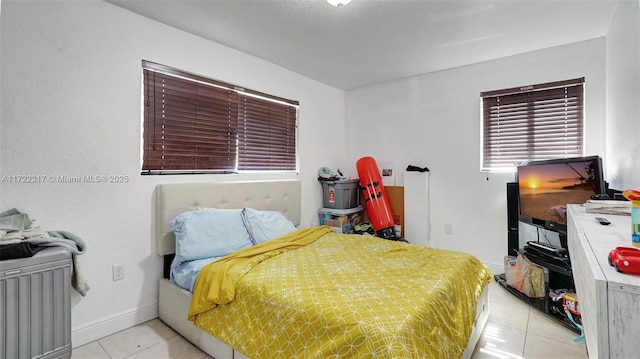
[524,331,588,358]
[97,319,178,359]
[71,341,111,359]
[527,308,585,347]
[487,298,530,331]
[126,335,208,359]
[471,321,526,359]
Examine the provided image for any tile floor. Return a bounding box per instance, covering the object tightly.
[72,280,588,359]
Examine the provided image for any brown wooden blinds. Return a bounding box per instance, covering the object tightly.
[142,61,298,174]
[238,95,297,171]
[481,77,585,172]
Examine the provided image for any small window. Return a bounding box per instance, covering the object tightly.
[141,61,298,174]
[481,77,585,172]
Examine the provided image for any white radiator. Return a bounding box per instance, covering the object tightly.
[0,247,72,359]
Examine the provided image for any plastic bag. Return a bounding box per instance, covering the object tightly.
[504,254,546,298]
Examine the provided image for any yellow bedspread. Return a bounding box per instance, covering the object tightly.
[190,226,492,358]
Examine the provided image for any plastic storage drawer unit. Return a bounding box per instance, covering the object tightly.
[0,247,72,359]
[318,206,364,234]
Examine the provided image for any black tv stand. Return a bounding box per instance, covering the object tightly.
[504,181,582,334]
[494,273,580,334]
[494,248,581,335]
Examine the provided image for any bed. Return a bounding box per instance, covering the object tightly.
[156,179,491,358]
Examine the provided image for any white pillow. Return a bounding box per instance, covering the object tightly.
[169,209,253,265]
[242,208,296,244]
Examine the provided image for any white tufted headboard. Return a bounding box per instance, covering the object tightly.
[155,179,301,256]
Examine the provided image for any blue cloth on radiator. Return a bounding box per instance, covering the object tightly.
[27,231,90,296]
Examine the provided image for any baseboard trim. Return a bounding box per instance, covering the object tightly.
[71,303,159,348]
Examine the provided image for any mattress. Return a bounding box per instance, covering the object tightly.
[189,227,492,358]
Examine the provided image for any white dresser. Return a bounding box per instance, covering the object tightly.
[567,204,640,358]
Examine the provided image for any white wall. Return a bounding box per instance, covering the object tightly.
[345,39,607,270]
[2,0,636,348]
[0,0,346,346]
[606,0,640,191]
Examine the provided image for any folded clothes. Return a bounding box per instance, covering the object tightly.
[0,242,44,260]
[22,225,50,239]
[0,208,32,231]
[2,230,24,241]
[1,221,51,242]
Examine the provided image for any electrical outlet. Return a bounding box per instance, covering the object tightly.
[112,264,124,281]
[444,223,453,235]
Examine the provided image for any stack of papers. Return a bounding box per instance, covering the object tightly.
[584,200,631,215]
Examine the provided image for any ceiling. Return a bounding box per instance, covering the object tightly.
[107,0,620,90]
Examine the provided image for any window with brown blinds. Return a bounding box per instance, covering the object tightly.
[481,77,585,172]
[142,61,298,174]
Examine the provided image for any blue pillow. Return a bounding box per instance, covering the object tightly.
[242,208,296,244]
[169,209,253,265]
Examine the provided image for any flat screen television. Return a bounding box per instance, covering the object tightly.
[517,155,606,235]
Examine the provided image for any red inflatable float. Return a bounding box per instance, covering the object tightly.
[356,156,401,240]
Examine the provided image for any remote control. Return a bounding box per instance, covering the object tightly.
[595,217,611,225]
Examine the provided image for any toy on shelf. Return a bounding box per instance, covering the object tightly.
[562,292,584,342]
[623,189,640,247]
[608,246,640,275]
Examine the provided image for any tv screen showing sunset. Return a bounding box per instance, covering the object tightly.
[518,160,598,225]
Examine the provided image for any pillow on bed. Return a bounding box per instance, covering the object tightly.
[242,208,296,244]
[169,209,253,264]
